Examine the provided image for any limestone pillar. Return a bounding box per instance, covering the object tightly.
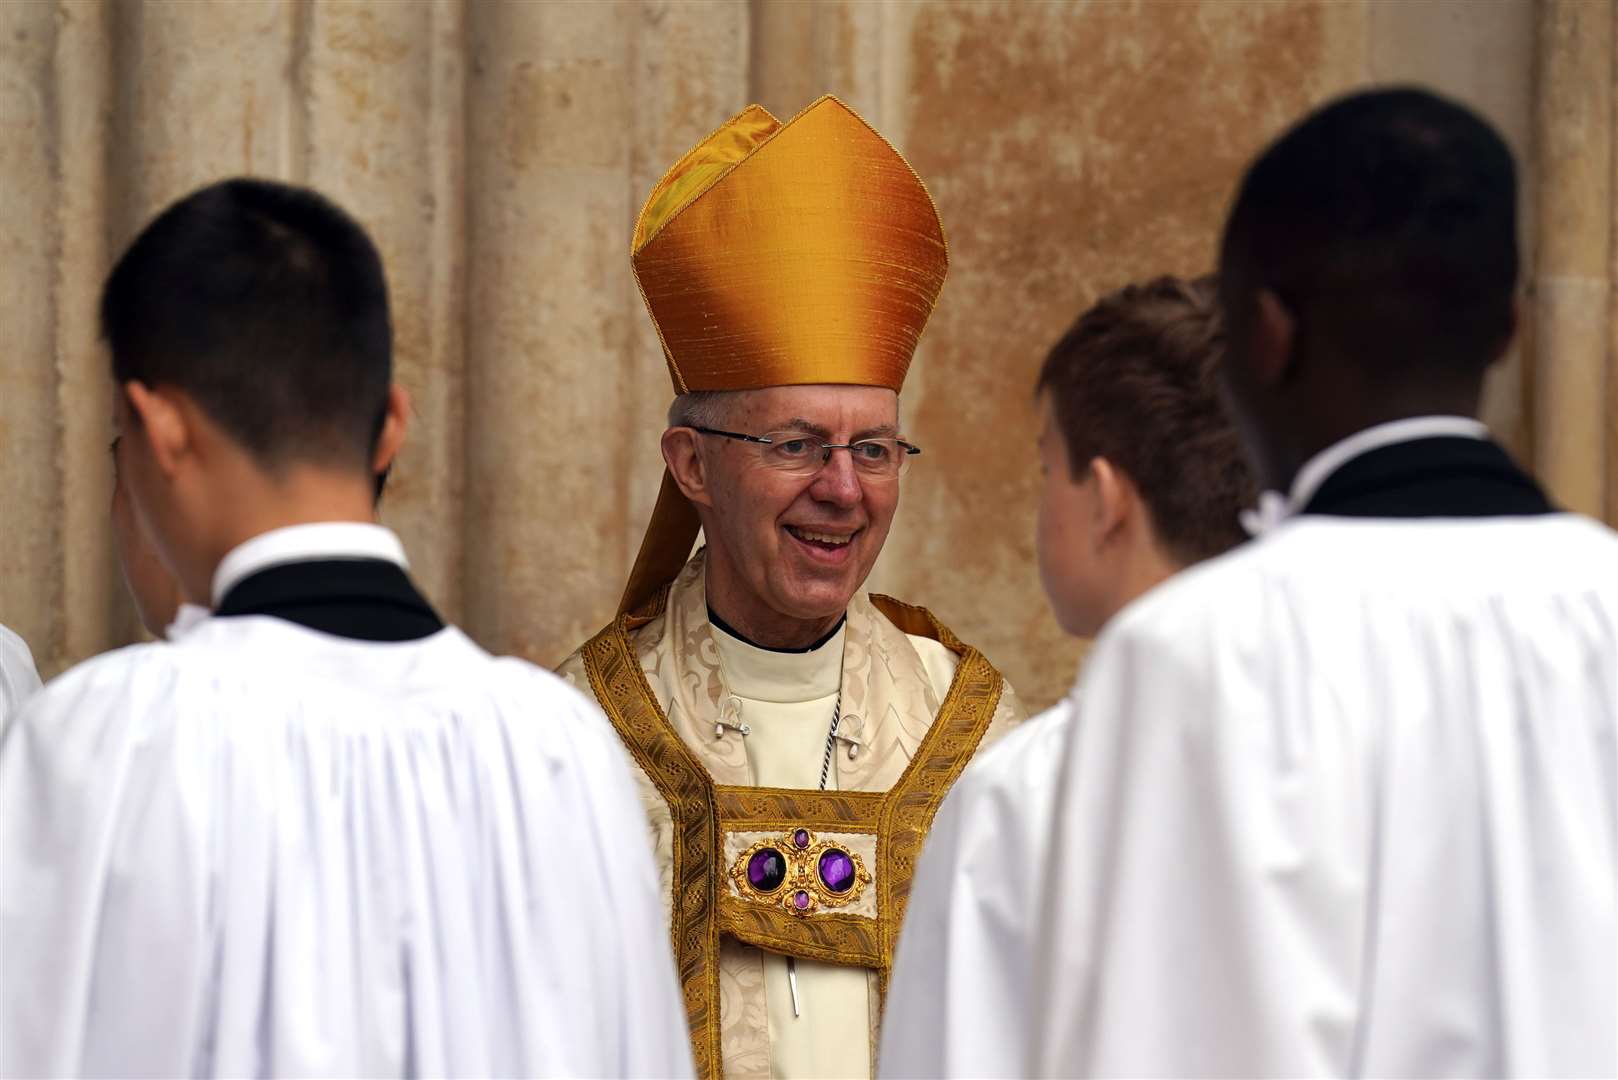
[1532,0,1614,518]
[300,0,469,617]
[0,0,74,671]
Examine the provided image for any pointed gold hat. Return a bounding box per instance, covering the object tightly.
[620,95,948,613]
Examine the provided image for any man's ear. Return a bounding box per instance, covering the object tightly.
[662,427,713,508]
[1088,456,1132,547]
[372,384,411,475]
[1252,288,1298,388]
[123,381,190,479]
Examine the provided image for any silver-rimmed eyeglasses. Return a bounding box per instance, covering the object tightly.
[691,426,921,479]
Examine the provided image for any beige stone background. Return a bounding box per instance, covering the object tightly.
[3,0,1614,710]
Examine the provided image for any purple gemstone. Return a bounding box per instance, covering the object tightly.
[793,890,811,911]
[792,828,810,849]
[818,848,856,893]
[747,848,786,892]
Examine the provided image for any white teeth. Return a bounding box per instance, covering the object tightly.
[791,527,853,546]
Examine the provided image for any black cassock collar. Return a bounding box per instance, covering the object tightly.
[215,558,444,642]
[1301,436,1555,520]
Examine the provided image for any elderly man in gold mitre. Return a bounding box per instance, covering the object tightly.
[556,95,1024,1079]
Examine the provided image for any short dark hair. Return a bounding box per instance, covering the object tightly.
[1221,86,1518,375]
[101,177,392,470]
[1037,275,1254,564]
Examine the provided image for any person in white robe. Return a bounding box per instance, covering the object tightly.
[923,88,1615,1078]
[881,276,1256,1078]
[0,624,43,730]
[0,177,692,1079]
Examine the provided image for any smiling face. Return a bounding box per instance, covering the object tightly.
[684,384,903,646]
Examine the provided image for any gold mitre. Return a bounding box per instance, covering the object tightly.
[619,95,948,612]
[632,94,948,392]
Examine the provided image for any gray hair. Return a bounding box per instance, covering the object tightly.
[666,390,737,430]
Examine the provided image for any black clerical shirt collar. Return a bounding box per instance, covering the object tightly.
[211,522,408,607]
[1241,414,1553,533]
[1287,416,1489,510]
[210,523,443,643]
[708,606,847,654]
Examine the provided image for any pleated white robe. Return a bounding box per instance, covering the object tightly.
[0,624,43,732]
[880,699,1072,1079]
[0,614,693,1079]
[883,514,1617,1079]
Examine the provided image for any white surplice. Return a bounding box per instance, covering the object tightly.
[0,624,43,732]
[0,527,693,1079]
[886,510,1618,1079]
[880,697,1073,1079]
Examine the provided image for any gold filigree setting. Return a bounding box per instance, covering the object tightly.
[728,829,873,916]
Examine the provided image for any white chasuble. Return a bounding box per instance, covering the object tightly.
[888,515,1617,1079]
[557,550,1022,1079]
[0,614,691,1078]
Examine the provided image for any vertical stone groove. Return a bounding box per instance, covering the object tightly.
[1531,0,1614,518]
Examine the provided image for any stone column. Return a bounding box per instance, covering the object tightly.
[1532,0,1614,518]
[624,2,750,552]
[0,0,77,671]
[461,0,752,666]
[301,0,469,618]
[747,0,885,123]
[463,0,640,662]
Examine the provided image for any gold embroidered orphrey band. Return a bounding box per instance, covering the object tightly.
[579,589,1004,1080]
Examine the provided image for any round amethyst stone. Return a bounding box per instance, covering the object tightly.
[747,848,786,892]
[792,828,811,849]
[793,890,811,911]
[818,848,856,893]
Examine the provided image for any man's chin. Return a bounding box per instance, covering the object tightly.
[768,575,861,622]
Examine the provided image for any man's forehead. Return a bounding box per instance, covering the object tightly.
[730,384,900,430]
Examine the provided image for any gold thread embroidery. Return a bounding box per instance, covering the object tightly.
[869,595,1004,974]
[580,589,724,1080]
[715,786,885,831]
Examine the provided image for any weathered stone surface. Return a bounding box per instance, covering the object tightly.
[1531,0,1614,520]
[303,0,469,619]
[2,0,1613,703]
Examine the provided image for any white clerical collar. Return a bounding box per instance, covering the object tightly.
[210,522,408,608]
[710,619,845,704]
[1241,415,1489,536]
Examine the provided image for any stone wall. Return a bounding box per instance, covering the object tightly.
[2,0,1613,710]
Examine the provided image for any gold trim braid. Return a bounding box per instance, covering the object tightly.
[580,584,725,1080]
[869,594,1005,984]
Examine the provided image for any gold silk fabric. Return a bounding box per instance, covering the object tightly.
[631,95,948,394]
[556,552,1022,1078]
[619,95,948,614]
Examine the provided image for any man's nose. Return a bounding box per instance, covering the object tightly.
[809,448,863,507]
